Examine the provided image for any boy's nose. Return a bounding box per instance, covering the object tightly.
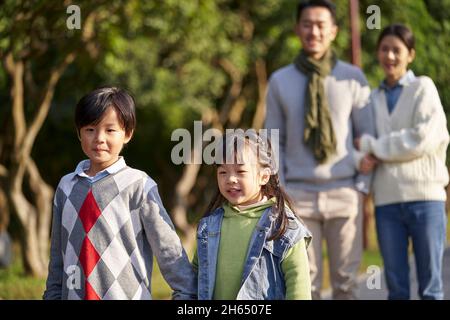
[94,131,106,142]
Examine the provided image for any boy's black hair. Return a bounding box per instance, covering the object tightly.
[296,0,337,24]
[377,23,415,52]
[75,86,136,136]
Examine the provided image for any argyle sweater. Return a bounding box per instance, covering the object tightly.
[43,158,197,300]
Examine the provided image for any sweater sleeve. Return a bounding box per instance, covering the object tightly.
[43,187,64,300]
[140,181,197,300]
[360,78,448,162]
[264,76,287,186]
[351,70,376,194]
[281,238,312,300]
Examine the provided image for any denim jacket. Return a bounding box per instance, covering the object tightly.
[196,206,311,300]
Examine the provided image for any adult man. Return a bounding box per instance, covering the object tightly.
[265,0,375,299]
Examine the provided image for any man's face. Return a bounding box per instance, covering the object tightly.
[295,6,338,60]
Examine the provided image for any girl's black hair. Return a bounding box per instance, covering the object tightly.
[377,23,415,52]
[204,132,297,241]
[75,86,136,136]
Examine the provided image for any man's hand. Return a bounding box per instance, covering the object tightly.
[354,137,361,151]
[359,154,378,174]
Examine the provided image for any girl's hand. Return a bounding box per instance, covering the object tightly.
[359,154,379,174]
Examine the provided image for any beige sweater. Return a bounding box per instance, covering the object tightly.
[360,76,449,206]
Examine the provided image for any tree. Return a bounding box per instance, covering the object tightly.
[0,0,121,276]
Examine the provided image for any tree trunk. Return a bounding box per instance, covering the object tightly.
[2,51,74,276]
[252,58,268,130]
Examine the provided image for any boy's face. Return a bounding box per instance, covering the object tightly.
[79,106,132,175]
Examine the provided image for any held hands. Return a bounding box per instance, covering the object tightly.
[359,154,379,175]
[354,137,379,174]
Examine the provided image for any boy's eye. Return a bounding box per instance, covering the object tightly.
[107,129,116,132]
[237,170,247,174]
[85,128,94,132]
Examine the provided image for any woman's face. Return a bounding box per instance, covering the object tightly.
[377,35,415,85]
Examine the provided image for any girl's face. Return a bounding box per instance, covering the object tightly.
[217,147,270,207]
[377,35,415,86]
[79,107,132,176]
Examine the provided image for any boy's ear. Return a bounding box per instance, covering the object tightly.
[124,130,134,144]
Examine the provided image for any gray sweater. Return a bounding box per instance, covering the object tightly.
[43,158,197,300]
[265,61,375,193]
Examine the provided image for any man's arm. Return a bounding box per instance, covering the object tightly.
[351,70,375,194]
[265,76,287,186]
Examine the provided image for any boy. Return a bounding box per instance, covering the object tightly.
[43,87,197,300]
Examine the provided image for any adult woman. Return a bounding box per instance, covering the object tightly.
[358,24,448,300]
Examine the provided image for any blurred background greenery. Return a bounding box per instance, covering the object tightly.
[0,0,449,299]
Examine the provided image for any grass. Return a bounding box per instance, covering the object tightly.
[0,249,46,300]
[0,246,177,300]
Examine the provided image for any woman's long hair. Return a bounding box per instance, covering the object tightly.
[204,131,297,241]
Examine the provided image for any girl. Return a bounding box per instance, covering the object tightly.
[193,131,312,300]
[357,24,449,300]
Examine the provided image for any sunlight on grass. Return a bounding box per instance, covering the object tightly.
[0,249,46,300]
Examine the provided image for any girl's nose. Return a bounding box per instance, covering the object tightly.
[386,50,395,60]
[228,175,238,184]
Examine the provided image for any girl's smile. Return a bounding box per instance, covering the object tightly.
[377,35,415,87]
[217,148,270,207]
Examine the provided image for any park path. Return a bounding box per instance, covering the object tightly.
[322,247,450,300]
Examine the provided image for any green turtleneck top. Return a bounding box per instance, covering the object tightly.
[193,199,311,300]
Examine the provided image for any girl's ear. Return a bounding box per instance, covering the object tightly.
[408,48,416,63]
[259,168,271,186]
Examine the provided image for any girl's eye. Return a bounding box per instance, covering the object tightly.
[107,129,116,132]
[85,128,94,132]
[237,170,247,174]
[218,171,226,175]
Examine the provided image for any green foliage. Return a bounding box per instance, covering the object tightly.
[1,0,449,287]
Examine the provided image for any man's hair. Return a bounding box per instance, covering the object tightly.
[296,0,337,24]
[75,86,136,136]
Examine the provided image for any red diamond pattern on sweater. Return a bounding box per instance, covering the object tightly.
[78,189,102,300]
[79,190,101,233]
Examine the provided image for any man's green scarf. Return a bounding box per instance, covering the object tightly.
[294,49,338,164]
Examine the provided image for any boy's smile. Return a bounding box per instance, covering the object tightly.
[79,106,132,176]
